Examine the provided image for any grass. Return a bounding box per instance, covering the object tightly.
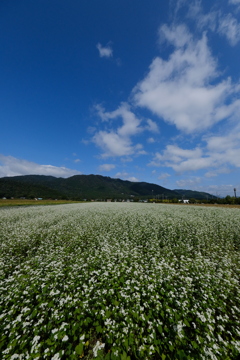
[0,199,83,207]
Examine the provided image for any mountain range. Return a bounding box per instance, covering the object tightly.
[0,174,216,201]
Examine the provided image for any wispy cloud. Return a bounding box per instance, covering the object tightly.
[218,13,240,46]
[145,119,159,133]
[96,42,113,58]
[0,155,81,178]
[205,167,231,178]
[186,0,240,45]
[158,172,171,180]
[229,0,240,5]
[176,177,201,188]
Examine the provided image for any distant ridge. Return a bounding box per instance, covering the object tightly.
[0,174,215,200]
[174,189,216,200]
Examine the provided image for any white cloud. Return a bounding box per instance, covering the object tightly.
[96,43,113,58]
[149,122,240,174]
[204,171,217,178]
[170,0,188,18]
[207,184,239,197]
[218,13,240,46]
[187,1,218,32]
[127,176,139,182]
[150,145,213,173]
[205,167,231,178]
[96,102,142,136]
[158,172,171,180]
[93,103,144,157]
[98,164,116,172]
[147,137,155,143]
[93,131,134,157]
[176,177,201,188]
[115,171,139,182]
[0,155,81,178]
[159,23,192,47]
[186,1,240,45]
[145,119,159,133]
[151,145,203,166]
[133,24,239,133]
[229,0,240,5]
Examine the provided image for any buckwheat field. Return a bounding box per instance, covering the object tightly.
[0,203,239,360]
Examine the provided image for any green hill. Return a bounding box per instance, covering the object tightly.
[0,174,179,200]
[174,189,217,200]
[0,175,215,200]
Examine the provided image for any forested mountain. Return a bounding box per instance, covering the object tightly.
[0,174,214,200]
[174,189,217,200]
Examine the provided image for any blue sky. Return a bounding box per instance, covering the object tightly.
[1,0,240,196]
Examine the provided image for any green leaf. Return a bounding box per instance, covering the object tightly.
[121,351,128,360]
[75,343,84,355]
[96,325,102,333]
[177,349,186,359]
[191,341,198,349]
[158,325,163,334]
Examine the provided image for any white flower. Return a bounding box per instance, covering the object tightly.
[62,335,69,342]
[93,341,105,358]
[32,335,40,346]
[10,355,19,360]
[51,353,61,360]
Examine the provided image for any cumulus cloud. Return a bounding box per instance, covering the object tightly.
[115,171,139,182]
[150,145,210,173]
[0,155,81,178]
[92,102,144,157]
[149,123,240,174]
[93,131,134,157]
[98,164,116,172]
[133,24,239,133]
[96,43,113,58]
